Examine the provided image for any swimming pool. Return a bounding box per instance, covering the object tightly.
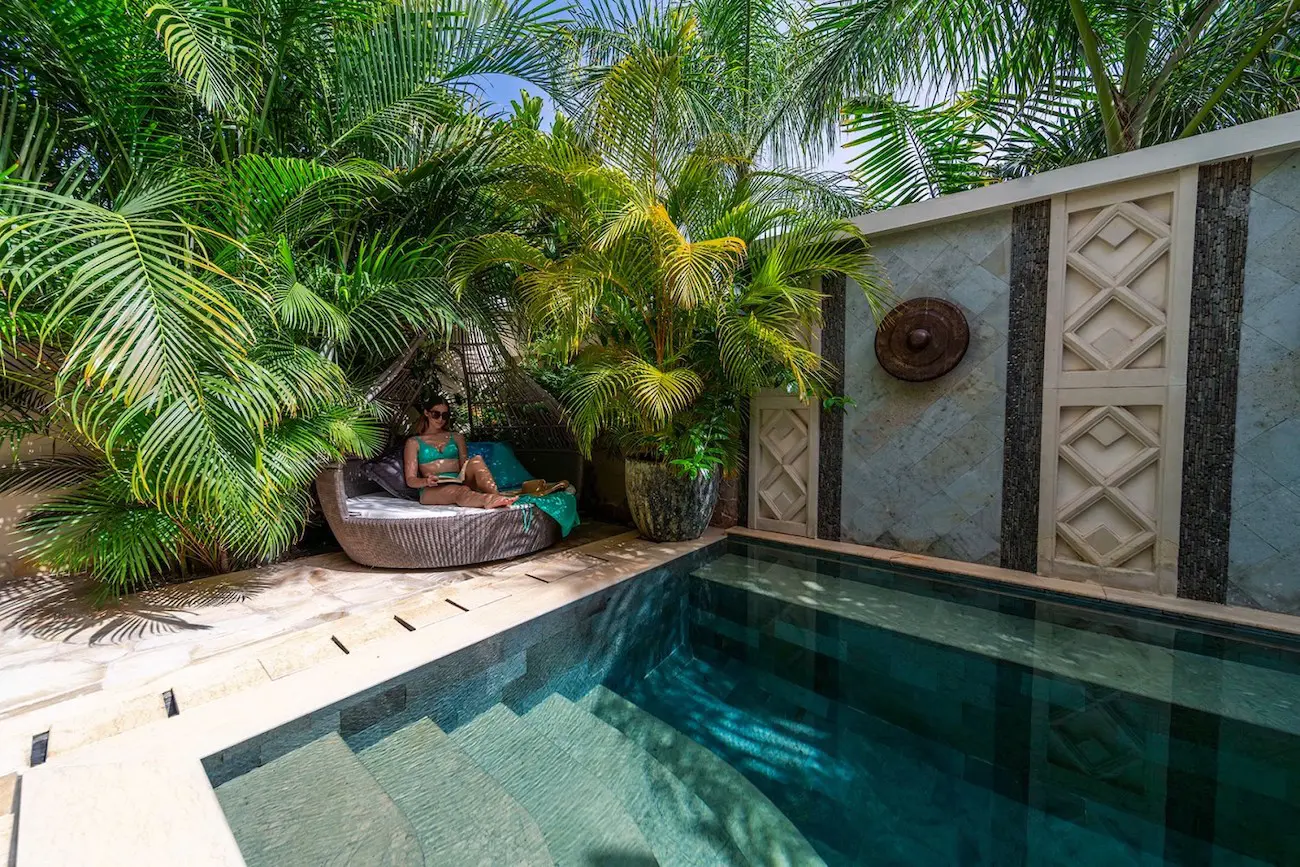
[207,536,1300,866]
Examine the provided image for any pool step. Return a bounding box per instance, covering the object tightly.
[580,685,827,867]
[450,703,657,866]
[524,693,748,866]
[214,732,422,867]
[356,717,554,866]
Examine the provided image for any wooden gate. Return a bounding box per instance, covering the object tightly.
[748,390,819,537]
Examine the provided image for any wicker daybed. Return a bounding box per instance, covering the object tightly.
[317,451,583,569]
[320,327,586,569]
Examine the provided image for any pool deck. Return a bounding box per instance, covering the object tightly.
[1,525,722,866]
[7,526,1300,865]
[0,522,628,724]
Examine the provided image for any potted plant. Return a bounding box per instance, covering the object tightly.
[455,115,886,541]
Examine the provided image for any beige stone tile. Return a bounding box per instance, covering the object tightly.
[164,657,271,712]
[525,553,605,582]
[257,631,346,681]
[442,583,510,611]
[0,659,105,719]
[584,540,658,566]
[18,758,244,866]
[239,579,319,613]
[391,593,464,630]
[329,611,409,652]
[0,772,15,814]
[49,690,169,757]
[0,735,28,777]
[101,646,194,690]
[0,813,11,862]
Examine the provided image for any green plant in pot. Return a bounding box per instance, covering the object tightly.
[456,118,887,540]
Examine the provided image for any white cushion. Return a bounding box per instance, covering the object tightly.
[345,492,526,520]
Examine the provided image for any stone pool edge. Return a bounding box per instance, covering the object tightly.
[10,531,722,867]
[728,527,1300,638]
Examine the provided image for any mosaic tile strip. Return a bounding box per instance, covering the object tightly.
[1000,200,1051,572]
[1179,158,1252,603]
[818,272,846,541]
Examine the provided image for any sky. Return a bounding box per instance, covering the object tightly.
[472,73,860,176]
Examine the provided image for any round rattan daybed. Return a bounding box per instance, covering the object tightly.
[319,327,585,569]
[317,460,563,569]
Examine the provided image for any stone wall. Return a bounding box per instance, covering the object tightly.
[841,212,1012,564]
[0,436,64,580]
[1229,150,1300,613]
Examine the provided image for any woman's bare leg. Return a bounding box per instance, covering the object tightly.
[462,456,502,493]
[420,478,515,509]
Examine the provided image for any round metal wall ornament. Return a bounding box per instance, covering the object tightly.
[874,297,970,382]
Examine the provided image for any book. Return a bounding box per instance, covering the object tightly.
[432,465,467,485]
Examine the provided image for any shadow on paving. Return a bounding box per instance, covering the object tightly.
[0,571,275,644]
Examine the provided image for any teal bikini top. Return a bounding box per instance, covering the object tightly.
[414,436,458,463]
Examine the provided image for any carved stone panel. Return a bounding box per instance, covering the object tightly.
[1040,173,1196,594]
[1054,403,1163,575]
[749,390,819,537]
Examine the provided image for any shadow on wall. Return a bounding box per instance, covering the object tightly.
[0,571,274,644]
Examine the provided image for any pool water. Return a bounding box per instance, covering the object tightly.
[209,538,1300,866]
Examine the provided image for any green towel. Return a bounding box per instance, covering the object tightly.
[516,490,580,537]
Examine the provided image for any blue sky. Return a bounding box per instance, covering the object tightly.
[472,73,859,176]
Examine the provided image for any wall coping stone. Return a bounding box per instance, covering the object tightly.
[851,111,1300,238]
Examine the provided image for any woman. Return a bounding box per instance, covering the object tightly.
[403,397,517,508]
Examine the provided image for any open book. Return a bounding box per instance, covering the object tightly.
[431,465,467,485]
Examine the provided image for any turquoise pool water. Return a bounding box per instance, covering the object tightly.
[208,538,1300,866]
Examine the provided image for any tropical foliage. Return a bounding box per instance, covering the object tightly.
[806,0,1300,207]
[0,0,559,595]
[456,0,889,473]
[3,0,1295,594]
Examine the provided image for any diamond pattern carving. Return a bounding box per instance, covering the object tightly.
[1096,215,1138,247]
[1055,406,1159,569]
[1062,202,1171,373]
[1042,174,1188,594]
[756,408,810,524]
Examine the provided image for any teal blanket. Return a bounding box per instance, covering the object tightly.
[516,490,580,537]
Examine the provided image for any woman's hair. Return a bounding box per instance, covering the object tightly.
[416,394,453,433]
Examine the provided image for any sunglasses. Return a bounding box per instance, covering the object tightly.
[427,409,450,419]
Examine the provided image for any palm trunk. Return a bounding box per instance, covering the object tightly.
[1069,0,1125,154]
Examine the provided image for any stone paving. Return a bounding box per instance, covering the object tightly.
[0,522,628,722]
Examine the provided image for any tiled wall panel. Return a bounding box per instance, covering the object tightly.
[841,212,1012,565]
[1229,150,1300,614]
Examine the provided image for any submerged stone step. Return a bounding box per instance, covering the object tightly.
[524,693,748,867]
[692,553,1300,737]
[580,685,826,867]
[450,703,657,867]
[357,717,553,867]
[214,732,421,867]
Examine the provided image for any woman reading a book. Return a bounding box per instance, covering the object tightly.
[403,397,517,508]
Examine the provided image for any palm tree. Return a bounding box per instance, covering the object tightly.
[467,0,887,472]
[804,0,1300,206]
[0,0,561,596]
[557,0,826,168]
[453,119,887,472]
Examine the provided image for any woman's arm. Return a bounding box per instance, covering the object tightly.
[403,438,428,488]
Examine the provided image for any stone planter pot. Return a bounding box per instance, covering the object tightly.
[624,458,721,542]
